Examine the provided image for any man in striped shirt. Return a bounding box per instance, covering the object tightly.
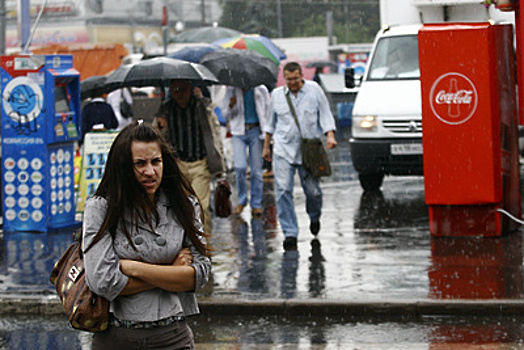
[154,80,225,235]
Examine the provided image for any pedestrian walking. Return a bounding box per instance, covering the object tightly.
[82,121,212,349]
[153,79,225,235]
[106,87,134,130]
[262,62,337,251]
[80,88,118,145]
[222,85,270,217]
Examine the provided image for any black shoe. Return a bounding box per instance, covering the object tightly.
[310,238,325,262]
[283,236,297,251]
[310,221,320,236]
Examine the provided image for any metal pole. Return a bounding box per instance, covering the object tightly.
[162,3,168,56]
[201,0,205,26]
[18,0,30,51]
[23,0,48,54]
[0,0,6,55]
[326,10,334,46]
[276,0,283,38]
[131,2,136,53]
[344,0,349,43]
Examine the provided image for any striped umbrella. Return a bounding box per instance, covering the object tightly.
[212,34,286,65]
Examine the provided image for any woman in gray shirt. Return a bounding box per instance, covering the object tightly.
[83,121,211,349]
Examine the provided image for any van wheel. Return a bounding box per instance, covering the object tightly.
[358,173,384,191]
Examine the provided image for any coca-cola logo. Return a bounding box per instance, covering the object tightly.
[429,72,478,125]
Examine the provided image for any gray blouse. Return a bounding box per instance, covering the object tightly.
[82,193,211,322]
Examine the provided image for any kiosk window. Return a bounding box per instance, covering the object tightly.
[55,86,71,113]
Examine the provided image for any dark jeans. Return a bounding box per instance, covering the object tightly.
[91,320,194,350]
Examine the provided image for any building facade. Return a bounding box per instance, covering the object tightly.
[5,0,222,53]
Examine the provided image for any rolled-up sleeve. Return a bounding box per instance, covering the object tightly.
[83,197,129,301]
[222,87,238,122]
[315,84,336,134]
[187,198,212,291]
[265,93,277,135]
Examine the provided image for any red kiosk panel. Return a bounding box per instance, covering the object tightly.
[421,24,500,204]
[419,23,520,236]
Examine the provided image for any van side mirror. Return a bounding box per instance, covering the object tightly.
[344,67,355,89]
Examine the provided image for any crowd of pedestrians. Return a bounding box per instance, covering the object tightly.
[73,60,337,348]
[80,61,336,251]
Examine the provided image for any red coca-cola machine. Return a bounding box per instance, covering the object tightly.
[419,23,521,237]
[429,236,522,299]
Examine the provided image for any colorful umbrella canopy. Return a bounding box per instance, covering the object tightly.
[212,34,286,65]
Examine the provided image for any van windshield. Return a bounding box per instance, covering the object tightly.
[367,35,419,81]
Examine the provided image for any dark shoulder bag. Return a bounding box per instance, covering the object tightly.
[50,232,110,332]
[285,92,332,177]
[215,177,232,217]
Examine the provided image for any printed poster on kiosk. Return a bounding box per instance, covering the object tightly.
[77,131,118,212]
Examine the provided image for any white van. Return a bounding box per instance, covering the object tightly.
[348,24,423,191]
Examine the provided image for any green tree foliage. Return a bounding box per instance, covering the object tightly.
[219,0,279,37]
[218,0,379,43]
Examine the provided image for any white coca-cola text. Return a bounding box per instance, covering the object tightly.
[435,90,473,105]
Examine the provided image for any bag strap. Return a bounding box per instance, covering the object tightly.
[285,90,303,138]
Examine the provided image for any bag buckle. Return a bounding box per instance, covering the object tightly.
[68,265,81,282]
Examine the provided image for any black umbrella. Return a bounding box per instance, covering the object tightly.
[105,57,218,88]
[105,64,134,92]
[80,75,107,99]
[306,60,338,69]
[199,49,278,89]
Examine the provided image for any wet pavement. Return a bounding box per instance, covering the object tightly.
[4,313,524,349]
[2,135,524,348]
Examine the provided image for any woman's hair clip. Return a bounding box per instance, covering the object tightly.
[137,119,144,125]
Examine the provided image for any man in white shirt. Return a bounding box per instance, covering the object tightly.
[263,62,337,251]
[107,88,134,130]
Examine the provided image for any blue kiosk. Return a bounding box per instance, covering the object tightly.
[1,55,81,232]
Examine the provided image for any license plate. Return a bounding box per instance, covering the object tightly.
[391,143,423,155]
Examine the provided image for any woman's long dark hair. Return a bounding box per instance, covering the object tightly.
[86,121,210,257]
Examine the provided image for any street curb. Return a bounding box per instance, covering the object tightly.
[198,298,524,317]
[0,296,64,316]
[3,295,524,318]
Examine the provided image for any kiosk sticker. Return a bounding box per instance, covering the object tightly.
[2,76,43,133]
[429,72,478,125]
